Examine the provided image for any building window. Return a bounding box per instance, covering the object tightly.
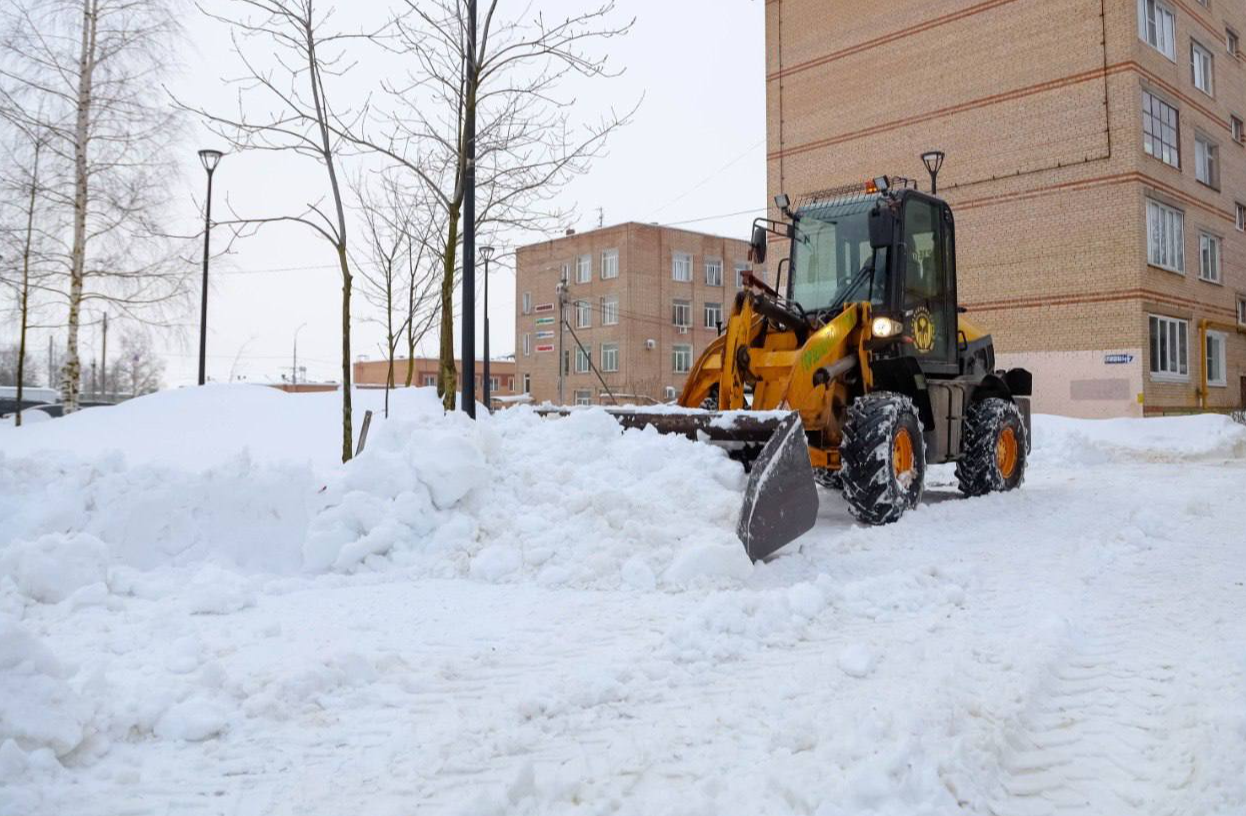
[601,343,619,373]
[523,332,532,356]
[574,345,590,373]
[572,254,590,284]
[1149,315,1189,379]
[1238,294,1246,326]
[423,374,437,387]
[507,376,514,390]
[489,376,500,392]
[1146,199,1185,272]
[672,252,692,282]
[522,292,532,315]
[1138,0,1176,59]
[672,344,693,374]
[601,248,619,279]
[1229,28,1240,56]
[705,259,723,286]
[574,389,592,406]
[672,299,691,328]
[560,263,570,283]
[1207,331,1227,386]
[576,300,591,328]
[1192,40,1214,95]
[1234,116,1244,144]
[1195,134,1219,187]
[1238,203,1246,231]
[1199,233,1222,283]
[1142,91,1180,167]
[704,302,723,329]
[523,373,531,393]
[601,295,619,325]
[735,262,751,288]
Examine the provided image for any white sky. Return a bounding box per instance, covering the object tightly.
[66,0,768,387]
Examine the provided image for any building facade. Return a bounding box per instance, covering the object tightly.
[353,357,517,404]
[767,0,1246,416]
[514,224,756,405]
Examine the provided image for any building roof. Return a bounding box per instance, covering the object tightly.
[516,220,752,253]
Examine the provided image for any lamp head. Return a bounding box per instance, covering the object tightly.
[198,148,224,173]
[480,245,495,262]
[921,150,945,178]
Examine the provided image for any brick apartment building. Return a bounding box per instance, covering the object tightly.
[515,224,756,405]
[353,357,517,404]
[767,0,1246,416]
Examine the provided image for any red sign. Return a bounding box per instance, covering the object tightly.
[535,344,555,353]
[534,303,555,313]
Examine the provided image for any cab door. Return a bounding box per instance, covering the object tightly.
[899,195,958,373]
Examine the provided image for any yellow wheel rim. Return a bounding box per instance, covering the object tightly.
[893,427,915,479]
[996,426,1019,479]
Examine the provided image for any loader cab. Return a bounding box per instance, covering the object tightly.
[787,187,960,376]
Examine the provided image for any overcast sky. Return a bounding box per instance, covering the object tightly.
[73,0,768,387]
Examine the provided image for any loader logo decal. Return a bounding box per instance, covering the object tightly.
[912,308,936,354]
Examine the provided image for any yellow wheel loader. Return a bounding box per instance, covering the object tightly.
[571,176,1033,561]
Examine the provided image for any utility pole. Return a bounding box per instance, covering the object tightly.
[47,336,53,391]
[460,0,478,418]
[557,275,567,404]
[292,322,308,387]
[481,246,495,412]
[100,313,107,402]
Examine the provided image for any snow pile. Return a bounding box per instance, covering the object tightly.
[0,617,93,759]
[1034,412,1246,465]
[307,399,747,586]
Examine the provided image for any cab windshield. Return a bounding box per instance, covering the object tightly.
[790,198,888,310]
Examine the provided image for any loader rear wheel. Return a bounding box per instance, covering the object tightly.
[956,398,1027,497]
[840,392,926,525]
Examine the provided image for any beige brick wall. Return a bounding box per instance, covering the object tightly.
[767,0,1246,414]
[514,224,754,405]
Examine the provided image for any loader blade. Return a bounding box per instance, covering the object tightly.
[736,411,819,562]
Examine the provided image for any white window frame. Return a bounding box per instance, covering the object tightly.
[574,345,590,373]
[601,295,619,326]
[672,252,692,282]
[1228,28,1240,57]
[523,373,531,394]
[672,299,691,328]
[1198,232,1222,283]
[1238,294,1246,326]
[522,292,532,315]
[1206,330,1228,387]
[576,299,592,329]
[523,332,532,356]
[735,262,751,288]
[601,248,619,280]
[576,254,591,284]
[704,301,723,329]
[489,376,500,392]
[560,263,570,283]
[1149,314,1189,380]
[1192,40,1215,96]
[1146,199,1185,273]
[601,342,619,373]
[1138,0,1177,60]
[1142,91,1180,167]
[422,374,437,387]
[672,344,693,374]
[1233,116,1244,144]
[704,258,723,286]
[1195,133,1219,187]
[574,389,592,406]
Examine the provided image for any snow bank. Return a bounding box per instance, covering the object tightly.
[1034,413,1246,465]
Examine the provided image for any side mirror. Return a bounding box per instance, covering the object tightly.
[749,224,768,265]
[868,204,895,250]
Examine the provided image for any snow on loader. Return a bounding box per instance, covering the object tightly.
[569,175,1033,561]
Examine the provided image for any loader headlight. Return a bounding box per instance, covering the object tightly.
[871,316,904,338]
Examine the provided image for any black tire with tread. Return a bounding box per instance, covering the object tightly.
[839,392,926,525]
[956,397,1027,497]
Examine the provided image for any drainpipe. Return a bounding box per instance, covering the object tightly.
[1197,318,1246,410]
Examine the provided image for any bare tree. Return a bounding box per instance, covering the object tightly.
[181,0,374,463]
[107,327,164,397]
[341,0,635,411]
[355,172,410,417]
[1,124,46,425]
[0,0,186,414]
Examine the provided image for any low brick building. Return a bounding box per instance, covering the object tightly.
[514,224,758,405]
[766,0,1246,416]
[353,357,518,405]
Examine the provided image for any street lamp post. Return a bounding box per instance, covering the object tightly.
[921,150,945,196]
[197,149,224,386]
[292,322,308,387]
[461,0,478,418]
[480,246,494,411]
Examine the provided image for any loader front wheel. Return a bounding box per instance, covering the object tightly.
[840,392,926,525]
[956,398,1027,497]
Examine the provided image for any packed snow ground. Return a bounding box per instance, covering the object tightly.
[2,386,1245,816]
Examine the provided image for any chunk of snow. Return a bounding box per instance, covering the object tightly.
[837,643,877,678]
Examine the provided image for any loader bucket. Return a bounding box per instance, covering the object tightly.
[736,411,819,562]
